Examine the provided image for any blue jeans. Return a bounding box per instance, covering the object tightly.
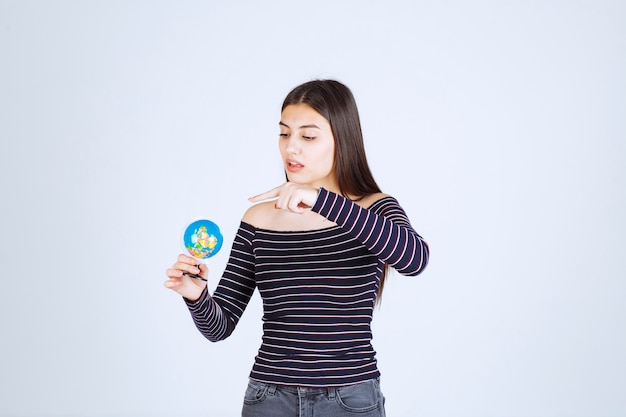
[241,378,386,417]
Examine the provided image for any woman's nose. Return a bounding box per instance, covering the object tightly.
[284,136,300,155]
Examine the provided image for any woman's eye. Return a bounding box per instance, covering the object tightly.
[279,133,289,138]
[302,136,315,140]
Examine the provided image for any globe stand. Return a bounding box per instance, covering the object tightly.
[182,268,207,282]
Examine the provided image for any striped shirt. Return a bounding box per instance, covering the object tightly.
[185,188,429,387]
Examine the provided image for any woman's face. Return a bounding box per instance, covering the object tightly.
[279,103,337,189]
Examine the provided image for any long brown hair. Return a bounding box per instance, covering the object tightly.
[282,79,389,304]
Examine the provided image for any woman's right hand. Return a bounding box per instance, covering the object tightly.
[164,254,208,301]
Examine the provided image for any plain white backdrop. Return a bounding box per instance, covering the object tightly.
[1,1,624,416]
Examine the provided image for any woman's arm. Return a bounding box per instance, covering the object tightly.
[184,222,257,342]
[311,188,429,276]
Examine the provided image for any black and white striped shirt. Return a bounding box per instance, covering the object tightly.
[186,188,429,387]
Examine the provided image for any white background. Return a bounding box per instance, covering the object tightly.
[1,1,624,416]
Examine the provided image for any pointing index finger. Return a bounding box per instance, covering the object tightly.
[248,186,280,203]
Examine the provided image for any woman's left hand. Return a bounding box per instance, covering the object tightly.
[249,182,319,213]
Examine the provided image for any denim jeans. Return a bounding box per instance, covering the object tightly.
[241,378,386,417]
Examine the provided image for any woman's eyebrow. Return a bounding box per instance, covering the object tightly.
[278,121,320,129]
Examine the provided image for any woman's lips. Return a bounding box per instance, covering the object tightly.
[286,160,304,172]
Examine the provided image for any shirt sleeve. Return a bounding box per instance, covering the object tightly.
[311,188,429,276]
[184,222,257,342]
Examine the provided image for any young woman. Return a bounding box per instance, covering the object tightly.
[165,80,429,417]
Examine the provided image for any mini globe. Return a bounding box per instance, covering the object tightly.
[182,219,223,260]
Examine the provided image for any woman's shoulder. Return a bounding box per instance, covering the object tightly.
[357,192,393,209]
[242,200,275,229]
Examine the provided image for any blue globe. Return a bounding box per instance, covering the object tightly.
[182,219,223,260]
